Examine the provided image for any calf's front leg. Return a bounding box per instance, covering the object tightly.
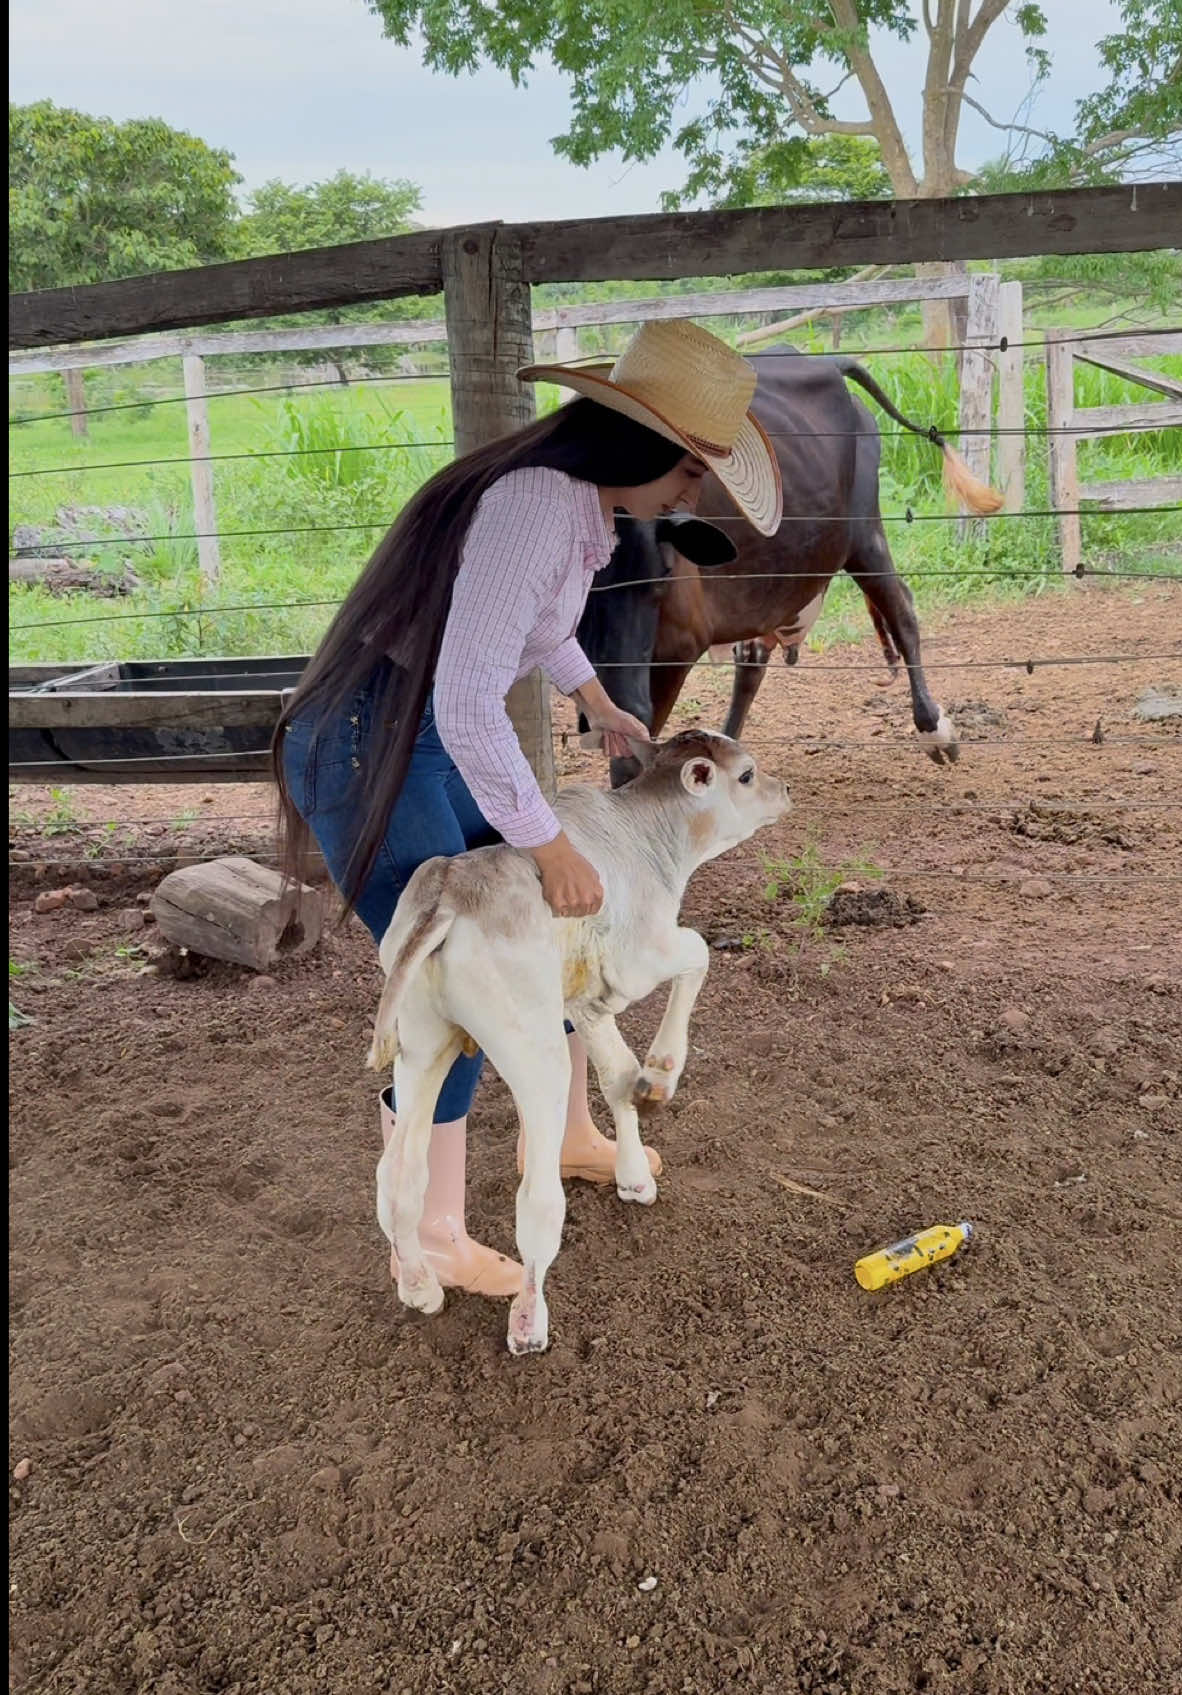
[576,1013,658,1207]
[631,928,710,1111]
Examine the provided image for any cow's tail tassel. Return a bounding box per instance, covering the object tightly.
[936,434,1006,516]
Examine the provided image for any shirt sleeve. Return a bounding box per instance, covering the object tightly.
[543,636,596,698]
[433,472,571,849]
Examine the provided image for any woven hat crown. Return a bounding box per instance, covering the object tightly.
[608,320,757,457]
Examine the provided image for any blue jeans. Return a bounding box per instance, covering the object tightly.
[283,671,498,1121]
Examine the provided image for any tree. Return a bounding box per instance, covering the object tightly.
[234,169,422,258]
[710,133,892,208]
[367,1,1181,338]
[368,1,1179,201]
[8,100,240,292]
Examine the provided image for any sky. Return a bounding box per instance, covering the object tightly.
[9,0,1125,227]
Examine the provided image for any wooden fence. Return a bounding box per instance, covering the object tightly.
[1045,329,1182,572]
[9,182,1182,790]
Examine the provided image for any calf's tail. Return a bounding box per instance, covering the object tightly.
[366,897,455,1073]
[837,357,1005,517]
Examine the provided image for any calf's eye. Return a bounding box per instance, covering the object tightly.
[738,768,754,785]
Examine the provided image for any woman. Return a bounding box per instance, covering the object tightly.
[275,318,782,1298]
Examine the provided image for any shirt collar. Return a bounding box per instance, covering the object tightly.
[569,475,618,569]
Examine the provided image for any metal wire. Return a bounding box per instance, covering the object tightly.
[9,795,1181,830]
[9,436,454,479]
[8,369,453,427]
[8,729,1179,773]
[10,503,1179,570]
[10,847,1178,884]
[11,320,1173,431]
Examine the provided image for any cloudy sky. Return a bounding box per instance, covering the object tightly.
[10,0,1123,226]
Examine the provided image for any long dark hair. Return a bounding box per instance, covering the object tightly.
[273,397,686,914]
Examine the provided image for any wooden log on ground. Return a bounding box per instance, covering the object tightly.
[150,855,322,971]
[9,557,140,596]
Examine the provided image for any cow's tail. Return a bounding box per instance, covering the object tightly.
[366,891,456,1074]
[836,358,1005,516]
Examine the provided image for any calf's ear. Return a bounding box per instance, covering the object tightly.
[679,756,718,794]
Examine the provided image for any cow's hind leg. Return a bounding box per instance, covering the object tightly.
[722,640,771,740]
[632,928,710,1110]
[846,521,958,764]
[377,1003,462,1317]
[574,1012,657,1206]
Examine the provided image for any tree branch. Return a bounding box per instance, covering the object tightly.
[826,0,918,193]
[725,12,877,137]
[957,91,1058,148]
[951,0,1011,88]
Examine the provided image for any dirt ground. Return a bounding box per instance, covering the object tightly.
[9,583,1182,1695]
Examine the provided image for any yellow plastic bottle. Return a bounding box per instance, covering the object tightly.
[854,1221,974,1291]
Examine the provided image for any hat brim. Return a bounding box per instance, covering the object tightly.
[517,360,783,538]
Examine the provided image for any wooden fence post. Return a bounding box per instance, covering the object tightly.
[1045,329,1081,573]
[441,227,555,799]
[182,354,221,589]
[996,280,1025,513]
[64,367,88,438]
[958,272,1000,538]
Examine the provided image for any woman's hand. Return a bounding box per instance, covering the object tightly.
[575,677,652,760]
[529,833,604,918]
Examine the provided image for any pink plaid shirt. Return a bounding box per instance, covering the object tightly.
[434,466,616,848]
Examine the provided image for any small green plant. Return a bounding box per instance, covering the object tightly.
[761,837,884,977]
[9,958,37,977]
[9,1000,35,1030]
[43,788,80,836]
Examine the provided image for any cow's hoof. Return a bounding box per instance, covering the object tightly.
[507,1296,549,1355]
[918,710,959,767]
[617,1174,659,1206]
[397,1266,445,1316]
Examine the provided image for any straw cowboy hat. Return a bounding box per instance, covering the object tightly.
[518,319,783,536]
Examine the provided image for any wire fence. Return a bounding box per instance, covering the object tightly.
[9,319,1179,430]
[9,308,1182,889]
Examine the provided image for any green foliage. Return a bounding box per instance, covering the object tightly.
[367,1,1181,205]
[761,837,885,977]
[235,169,421,259]
[703,135,892,212]
[9,100,240,291]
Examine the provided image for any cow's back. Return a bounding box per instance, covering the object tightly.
[686,347,870,648]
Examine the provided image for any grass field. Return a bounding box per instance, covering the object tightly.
[8,306,1181,668]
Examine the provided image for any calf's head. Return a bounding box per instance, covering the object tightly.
[628,730,790,861]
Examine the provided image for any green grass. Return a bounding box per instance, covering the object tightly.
[8,311,1181,668]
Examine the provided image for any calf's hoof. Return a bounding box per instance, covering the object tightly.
[633,1054,681,1112]
[507,1293,549,1356]
[617,1173,659,1206]
[397,1265,446,1317]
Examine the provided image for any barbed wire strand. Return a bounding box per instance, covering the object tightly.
[11,636,1182,691]
[9,728,1180,777]
[10,845,1178,885]
[10,795,1182,834]
[8,369,454,426]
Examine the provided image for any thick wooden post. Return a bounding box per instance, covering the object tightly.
[958,272,1000,538]
[182,354,221,589]
[442,227,555,799]
[996,280,1026,513]
[1045,329,1081,573]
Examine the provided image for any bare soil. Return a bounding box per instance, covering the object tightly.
[9,583,1181,1695]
